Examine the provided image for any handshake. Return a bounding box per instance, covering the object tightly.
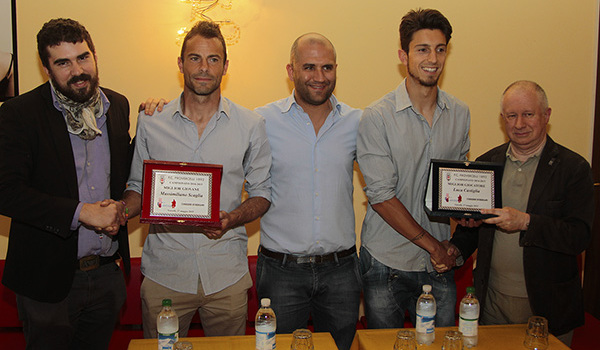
[79,199,128,236]
[430,239,461,273]
[429,208,529,273]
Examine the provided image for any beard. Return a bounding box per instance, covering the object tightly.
[407,64,439,88]
[50,70,100,103]
[294,80,336,106]
[185,75,221,97]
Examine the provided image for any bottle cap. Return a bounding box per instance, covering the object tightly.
[162,299,172,307]
[422,284,432,293]
[261,298,271,307]
[466,286,475,294]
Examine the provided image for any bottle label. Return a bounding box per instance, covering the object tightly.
[256,330,276,350]
[459,317,478,337]
[416,314,435,334]
[158,332,179,350]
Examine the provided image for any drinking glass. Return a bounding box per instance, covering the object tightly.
[393,329,417,350]
[523,316,549,350]
[291,329,314,350]
[442,330,464,350]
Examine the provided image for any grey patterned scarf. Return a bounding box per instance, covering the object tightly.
[51,81,103,140]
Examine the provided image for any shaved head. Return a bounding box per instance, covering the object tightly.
[286,32,337,107]
[290,33,337,65]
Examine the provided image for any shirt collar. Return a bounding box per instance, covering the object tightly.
[283,91,343,118]
[173,93,231,121]
[394,79,449,113]
[506,139,546,163]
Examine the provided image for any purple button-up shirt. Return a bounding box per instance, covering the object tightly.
[51,87,117,258]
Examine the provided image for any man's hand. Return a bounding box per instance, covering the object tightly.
[138,98,169,115]
[431,240,461,273]
[429,240,457,273]
[80,201,122,236]
[202,210,238,240]
[444,240,461,258]
[453,217,483,228]
[100,199,127,226]
[200,197,269,240]
[481,207,529,232]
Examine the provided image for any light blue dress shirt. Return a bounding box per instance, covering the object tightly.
[127,94,272,294]
[255,93,361,255]
[357,80,470,272]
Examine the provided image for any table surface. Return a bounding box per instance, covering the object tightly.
[127,332,337,350]
[350,324,570,350]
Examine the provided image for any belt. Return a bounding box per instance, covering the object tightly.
[259,246,356,264]
[77,254,119,271]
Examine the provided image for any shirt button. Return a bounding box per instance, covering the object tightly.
[90,186,95,190]
[315,192,319,197]
[87,161,91,166]
[315,217,320,221]
[315,168,319,172]
[518,168,522,172]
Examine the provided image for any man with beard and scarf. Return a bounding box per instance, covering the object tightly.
[253,33,362,350]
[0,18,131,349]
[356,9,470,329]
[122,21,271,338]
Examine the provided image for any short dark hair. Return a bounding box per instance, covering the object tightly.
[180,21,227,63]
[37,18,95,68]
[400,9,452,53]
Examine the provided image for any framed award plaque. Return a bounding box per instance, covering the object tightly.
[424,159,503,219]
[140,160,222,227]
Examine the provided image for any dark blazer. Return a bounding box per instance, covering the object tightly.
[0,82,132,303]
[451,136,593,336]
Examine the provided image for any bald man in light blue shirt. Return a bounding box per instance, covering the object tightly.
[255,33,361,350]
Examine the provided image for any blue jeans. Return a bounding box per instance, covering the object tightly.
[360,247,456,329]
[256,249,361,350]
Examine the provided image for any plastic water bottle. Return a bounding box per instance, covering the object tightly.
[415,284,436,345]
[157,299,179,350]
[459,286,480,348]
[255,298,276,350]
